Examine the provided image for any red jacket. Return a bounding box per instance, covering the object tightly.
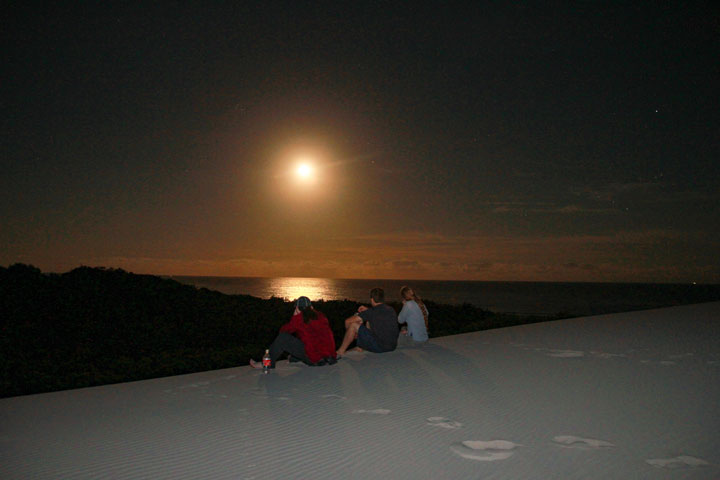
[279,311,336,363]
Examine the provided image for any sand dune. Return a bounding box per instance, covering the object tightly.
[2,302,719,479]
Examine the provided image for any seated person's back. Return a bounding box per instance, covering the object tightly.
[359,302,399,352]
[280,309,336,363]
[399,299,428,342]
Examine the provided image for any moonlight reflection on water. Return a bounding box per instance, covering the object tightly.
[170,276,719,317]
[266,277,337,302]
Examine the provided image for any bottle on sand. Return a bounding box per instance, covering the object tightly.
[262,349,271,373]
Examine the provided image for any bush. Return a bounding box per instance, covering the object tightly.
[1,264,565,397]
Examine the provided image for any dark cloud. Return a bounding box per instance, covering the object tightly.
[463,262,494,273]
[564,263,599,271]
[393,261,420,269]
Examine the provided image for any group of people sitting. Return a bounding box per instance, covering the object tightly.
[250,286,429,369]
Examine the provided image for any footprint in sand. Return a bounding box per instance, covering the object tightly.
[427,417,463,429]
[546,350,585,358]
[204,393,229,399]
[320,394,347,400]
[668,353,694,359]
[590,352,628,359]
[451,440,521,461]
[646,456,709,469]
[553,436,615,449]
[352,409,391,415]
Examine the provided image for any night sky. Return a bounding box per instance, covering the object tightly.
[3,2,719,282]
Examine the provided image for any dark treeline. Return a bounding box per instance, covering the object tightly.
[1,264,567,397]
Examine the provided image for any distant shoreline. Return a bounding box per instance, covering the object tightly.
[169,275,720,317]
[170,274,711,285]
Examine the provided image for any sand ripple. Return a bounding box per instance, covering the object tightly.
[351,409,391,415]
[646,455,709,469]
[553,436,615,449]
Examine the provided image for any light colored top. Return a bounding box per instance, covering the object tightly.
[398,300,428,342]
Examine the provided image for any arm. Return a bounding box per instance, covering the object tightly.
[357,309,369,329]
[280,312,303,334]
[398,303,408,324]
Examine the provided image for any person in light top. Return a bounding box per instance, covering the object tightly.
[250,296,336,368]
[398,286,429,342]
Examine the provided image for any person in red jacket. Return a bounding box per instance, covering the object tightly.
[250,296,337,369]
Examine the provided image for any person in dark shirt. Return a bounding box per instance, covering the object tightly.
[337,287,399,357]
[250,296,336,368]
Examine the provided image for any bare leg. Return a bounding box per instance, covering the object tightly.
[337,317,362,356]
[345,315,363,340]
[337,323,360,356]
[344,316,360,329]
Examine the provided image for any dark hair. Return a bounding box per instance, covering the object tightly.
[301,305,318,324]
[370,287,385,303]
[295,296,317,323]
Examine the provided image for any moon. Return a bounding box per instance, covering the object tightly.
[295,162,314,181]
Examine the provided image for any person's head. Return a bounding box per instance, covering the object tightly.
[400,285,428,329]
[400,286,415,301]
[296,296,317,323]
[370,287,385,306]
[296,296,312,311]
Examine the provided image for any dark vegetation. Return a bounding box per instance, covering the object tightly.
[1,264,562,397]
[3,264,719,397]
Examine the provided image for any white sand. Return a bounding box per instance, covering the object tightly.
[1,302,719,479]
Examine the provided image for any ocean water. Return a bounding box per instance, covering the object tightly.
[170,276,720,317]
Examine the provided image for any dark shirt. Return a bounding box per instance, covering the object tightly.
[358,303,399,351]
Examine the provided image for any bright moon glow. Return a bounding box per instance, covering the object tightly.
[296,163,313,180]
